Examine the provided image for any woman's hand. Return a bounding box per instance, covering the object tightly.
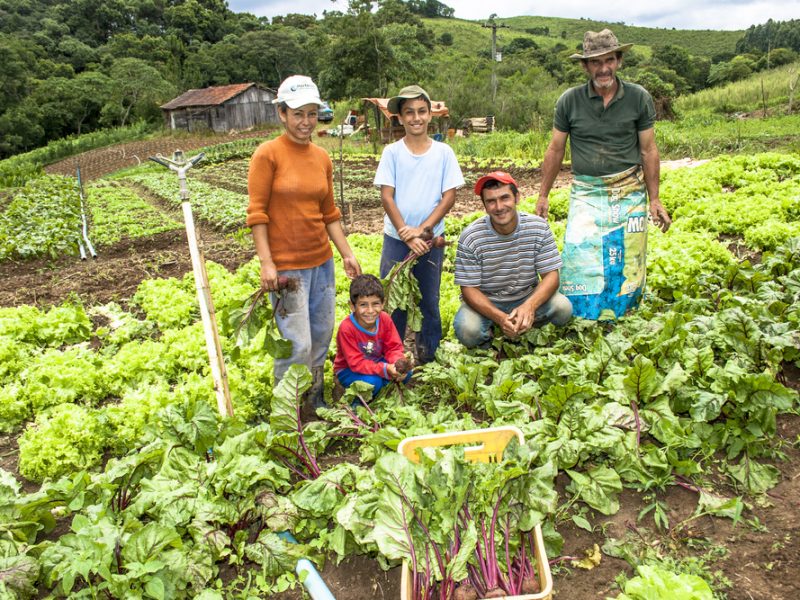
[260,259,279,291]
[342,255,362,279]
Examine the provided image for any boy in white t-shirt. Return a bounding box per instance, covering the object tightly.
[374,84,464,363]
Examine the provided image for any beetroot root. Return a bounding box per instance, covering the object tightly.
[277,276,299,292]
[521,576,540,594]
[452,583,479,600]
[483,588,506,598]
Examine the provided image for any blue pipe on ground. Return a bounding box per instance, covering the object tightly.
[278,531,336,600]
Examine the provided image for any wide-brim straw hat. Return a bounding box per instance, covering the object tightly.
[569,29,633,60]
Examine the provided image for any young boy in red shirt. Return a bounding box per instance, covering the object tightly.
[334,274,412,396]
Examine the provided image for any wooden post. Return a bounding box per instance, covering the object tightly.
[170,157,233,419]
[338,130,352,229]
[182,200,233,418]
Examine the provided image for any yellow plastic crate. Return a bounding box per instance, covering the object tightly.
[397,426,553,600]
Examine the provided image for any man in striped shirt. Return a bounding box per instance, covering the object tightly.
[453,171,572,348]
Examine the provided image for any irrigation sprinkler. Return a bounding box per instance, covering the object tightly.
[76,167,97,259]
[149,150,234,419]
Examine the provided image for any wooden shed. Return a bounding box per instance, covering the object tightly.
[160,83,278,133]
[360,97,450,143]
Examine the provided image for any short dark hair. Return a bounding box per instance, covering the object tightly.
[480,178,518,200]
[349,274,385,304]
[397,94,432,114]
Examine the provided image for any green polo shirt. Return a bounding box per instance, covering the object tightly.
[553,78,656,177]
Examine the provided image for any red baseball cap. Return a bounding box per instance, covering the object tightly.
[473,171,518,196]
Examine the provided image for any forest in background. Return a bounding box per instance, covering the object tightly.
[1,0,799,159]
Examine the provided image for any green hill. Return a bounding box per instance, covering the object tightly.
[2,0,792,162]
[423,15,743,59]
[501,16,742,58]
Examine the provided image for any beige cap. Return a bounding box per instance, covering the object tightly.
[387,85,431,115]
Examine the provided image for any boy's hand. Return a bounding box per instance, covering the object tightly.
[386,362,400,380]
[407,237,430,256]
[398,225,423,242]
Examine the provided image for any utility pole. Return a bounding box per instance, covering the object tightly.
[482,15,508,106]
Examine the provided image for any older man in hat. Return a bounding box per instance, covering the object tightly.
[536,29,671,320]
[453,171,572,348]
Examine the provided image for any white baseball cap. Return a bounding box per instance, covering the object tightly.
[273,75,323,108]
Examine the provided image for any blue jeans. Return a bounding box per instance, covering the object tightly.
[380,234,444,363]
[453,292,573,348]
[271,259,336,380]
[337,367,413,397]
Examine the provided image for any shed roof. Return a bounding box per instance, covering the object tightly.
[362,97,449,120]
[161,83,266,110]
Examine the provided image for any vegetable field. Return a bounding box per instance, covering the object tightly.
[0,141,799,600]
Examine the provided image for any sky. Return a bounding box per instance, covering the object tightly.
[227,0,800,31]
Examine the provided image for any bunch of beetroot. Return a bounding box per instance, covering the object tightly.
[222,276,300,359]
[383,227,449,333]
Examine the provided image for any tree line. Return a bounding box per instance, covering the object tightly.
[0,0,797,159]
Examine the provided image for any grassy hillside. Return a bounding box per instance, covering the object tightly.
[677,60,800,113]
[423,17,566,54]
[424,15,743,59]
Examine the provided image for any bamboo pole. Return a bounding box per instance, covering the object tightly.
[151,152,233,418]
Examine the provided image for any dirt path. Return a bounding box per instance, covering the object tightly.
[3,151,573,308]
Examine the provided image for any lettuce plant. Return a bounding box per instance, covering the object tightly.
[18,404,106,482]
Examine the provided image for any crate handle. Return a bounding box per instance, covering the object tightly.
[397,426,524,464]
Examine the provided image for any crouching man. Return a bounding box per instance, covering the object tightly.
[453,171,572,348]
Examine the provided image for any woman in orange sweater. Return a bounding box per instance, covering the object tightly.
[246,75,361,411]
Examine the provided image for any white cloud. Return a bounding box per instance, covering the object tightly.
[227,0,800,30]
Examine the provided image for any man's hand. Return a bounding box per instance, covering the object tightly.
[342,255,362,279]
[649,199,672,233]
[498,314,518,338]
[535,197,550,220]
[508,301,536,335]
